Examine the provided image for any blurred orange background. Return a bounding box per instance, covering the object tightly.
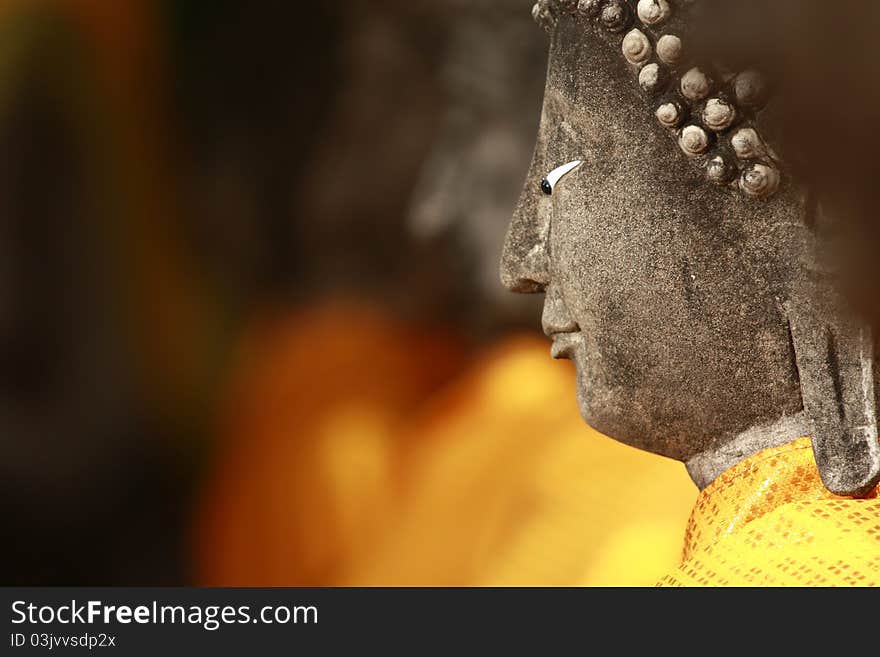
[0,0,696,586]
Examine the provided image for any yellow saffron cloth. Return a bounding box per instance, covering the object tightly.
[659,438,880,586]
[342,338,697,586]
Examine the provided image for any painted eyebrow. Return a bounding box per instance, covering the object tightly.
[540,160,583,195]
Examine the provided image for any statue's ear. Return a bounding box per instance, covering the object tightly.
[788,299,880,497]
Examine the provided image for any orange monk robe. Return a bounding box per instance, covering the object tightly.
[340,337,697,586]
[193,302,467,586]
[660,438,880,586]
[193,302,698,586]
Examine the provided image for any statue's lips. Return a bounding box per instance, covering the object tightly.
[543,313,580,360]
[542,292,579,359]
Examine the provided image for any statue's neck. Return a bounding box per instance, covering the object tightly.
[685,412,812,490]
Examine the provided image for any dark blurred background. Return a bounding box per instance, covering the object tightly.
[1,0,704,587]
[0,0,548,585]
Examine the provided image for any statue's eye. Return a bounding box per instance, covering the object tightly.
[539,160,582,196]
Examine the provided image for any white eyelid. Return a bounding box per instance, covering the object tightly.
[545,160,583,190]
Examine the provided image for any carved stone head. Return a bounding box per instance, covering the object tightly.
[500,0,880,495]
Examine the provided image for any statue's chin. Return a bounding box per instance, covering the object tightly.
[569,348,689,463]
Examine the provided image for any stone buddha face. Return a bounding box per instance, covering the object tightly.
[500,0,880,495]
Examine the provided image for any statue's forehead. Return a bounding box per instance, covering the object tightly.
[533,0,781,201]
[531,11,808,273]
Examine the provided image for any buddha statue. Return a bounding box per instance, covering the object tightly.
[501,0,880,585]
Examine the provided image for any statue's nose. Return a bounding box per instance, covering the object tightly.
[499,177,551,294]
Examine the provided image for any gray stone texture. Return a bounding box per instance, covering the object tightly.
[501,0,880,495]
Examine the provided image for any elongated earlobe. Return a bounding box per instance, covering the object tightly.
[788,299,880,497]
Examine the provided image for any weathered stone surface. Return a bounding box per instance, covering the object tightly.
[501,2,880,495]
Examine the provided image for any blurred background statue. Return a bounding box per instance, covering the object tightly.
[406,0,546,330]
